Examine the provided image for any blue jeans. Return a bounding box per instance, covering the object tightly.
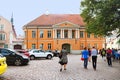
[84,58,88,68]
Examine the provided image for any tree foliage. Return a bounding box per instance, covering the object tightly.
[80,0,120,37]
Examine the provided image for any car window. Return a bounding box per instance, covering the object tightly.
[1,49,10,55]
[8,50,15,55]
[39,50,44,52]
[33,50,39,53]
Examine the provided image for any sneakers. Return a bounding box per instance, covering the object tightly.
[64,68,66,70]
[60,68,62,72]
[94,68,96,71]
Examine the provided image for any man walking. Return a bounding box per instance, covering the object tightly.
[91,47,98,70]
[81,47,89,69]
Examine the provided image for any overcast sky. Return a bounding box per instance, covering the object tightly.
[0,0,82,36]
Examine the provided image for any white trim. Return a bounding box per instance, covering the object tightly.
[52,21,80,28]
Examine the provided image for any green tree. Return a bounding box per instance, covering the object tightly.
[80,0,120,37]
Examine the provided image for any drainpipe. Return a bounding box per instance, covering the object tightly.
[37,27,38,49]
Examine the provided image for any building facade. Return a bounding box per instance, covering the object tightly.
[0,16,24,49]
[23,14,105,54]
[0,16,16,48]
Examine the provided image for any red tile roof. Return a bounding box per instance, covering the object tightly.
[26,14,85,26]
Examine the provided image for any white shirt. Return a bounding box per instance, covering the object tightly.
[91,49,98,56]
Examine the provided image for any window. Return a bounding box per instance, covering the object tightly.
[80,43,84,49]
[40,44,43,49]
[40,30,43,38]
[33,50,39,53]
[80,31,84,38]
[87,43,91,48]
[32,44,36,49]
[94,43,98,48]
[4,44,8,48]
[0,24,4,31]
[47,30,51,38]
[87,33,90,38]
[48,43,51,50]
[94,34,98,38]
[24,31,26,38]
[57,30,61,38]
[32,31,36,38]
[0,33,5,40]
[64,30,68,38]
[72,30,75,38]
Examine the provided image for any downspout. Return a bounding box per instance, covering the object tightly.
[37,27,38,49]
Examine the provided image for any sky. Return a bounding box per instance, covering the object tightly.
[0,0,82,36]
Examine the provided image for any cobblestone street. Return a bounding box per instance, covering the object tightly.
[0,55,120,80]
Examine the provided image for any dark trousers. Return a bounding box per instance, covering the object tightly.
[84,58,88,68]
[92,56,97,69]
[107,57,112,66]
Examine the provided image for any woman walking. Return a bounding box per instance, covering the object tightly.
[106,48,112,67]
[59,47,68,72]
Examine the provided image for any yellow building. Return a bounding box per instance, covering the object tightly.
[23,14,105,54]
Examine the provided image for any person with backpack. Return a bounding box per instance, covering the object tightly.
[101,48,106,61]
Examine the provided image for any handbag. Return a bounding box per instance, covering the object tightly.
[59,59,63,64]
[81,57,84,61]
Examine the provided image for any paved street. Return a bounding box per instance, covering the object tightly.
[0,55,120,80]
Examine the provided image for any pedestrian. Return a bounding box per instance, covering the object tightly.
[88,48,91,62]
[106,48,112,67]
[91,47,98,71]
[81,47,89,69]
[58,47,68,72]
[112,48,115,61]
[101,48,106,61]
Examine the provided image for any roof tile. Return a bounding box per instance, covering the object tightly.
[26,14,85,26]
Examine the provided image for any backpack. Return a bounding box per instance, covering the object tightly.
[102,51,106,55]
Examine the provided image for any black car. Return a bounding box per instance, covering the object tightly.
[52,50,60,57]
[0,48,29,66]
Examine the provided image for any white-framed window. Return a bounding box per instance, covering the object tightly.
[32,44,36,49]
[47,30,51,38]
[94,34,98,38]
[48,43,51,49]
[80,43,84,49]
[40,30,43,38]
[57,30,61,38]
[40,43,43,49]
[87,33,90,38]
[32,31,36,38]
[72,30,75,38]
[64,30,68,38]
[0,24,4,31]
[0,33,5,40]
[24,31,26,38]
[94,43,98,48]
[88,43,91,48]
[80,31,84,38]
